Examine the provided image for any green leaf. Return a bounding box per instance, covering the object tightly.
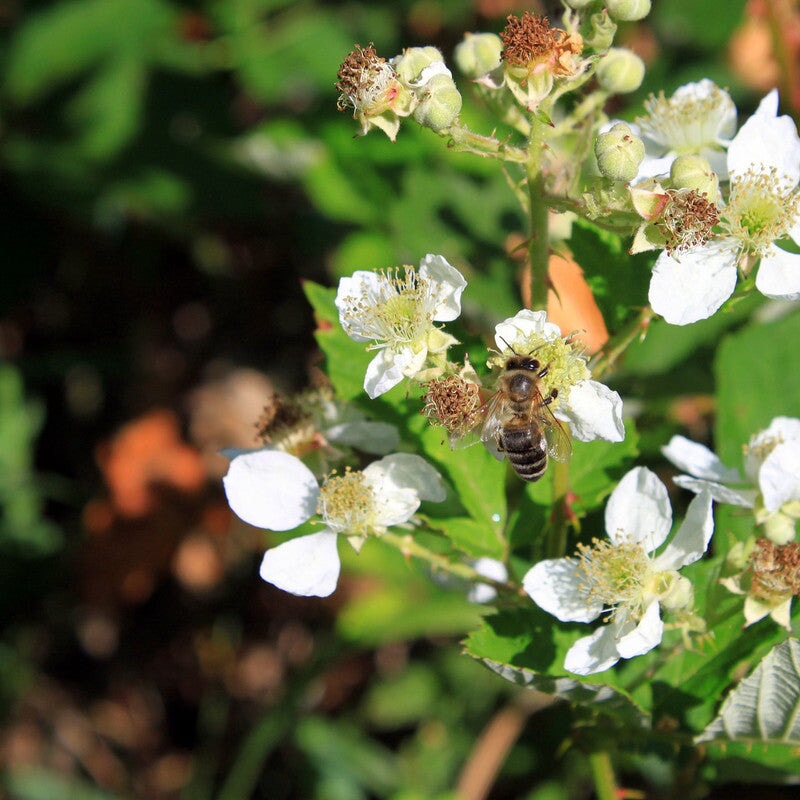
[5,0,176,103]
[3,767,124,800]
[694,639,800,775]
[715,309,800,466]
[430,517,505,560]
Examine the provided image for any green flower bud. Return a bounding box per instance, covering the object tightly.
[605,0,651,22]
[413,74,462,132]
[595,47,645,93]
[762,509,797,545]
[670,154,719,202]
[584,11,617,50]
[393,46,444,85]
[454,32,502,78]
[595,121,645,182]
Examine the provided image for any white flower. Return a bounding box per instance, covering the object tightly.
[336,254,467,398]
[523,467,713,675]
[223,450,445,597]
[634,79,737,182]
[649,89,800,325]
[663,417,800,542]
[491,309,625,443]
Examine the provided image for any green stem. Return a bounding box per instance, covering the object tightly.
[380,530,520,597]
[448,123,529,162]
[526,116,550,310]
[545,457,572,559]
[588,750,618,800]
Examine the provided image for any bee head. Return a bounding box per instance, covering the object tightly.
[506,354,540,372]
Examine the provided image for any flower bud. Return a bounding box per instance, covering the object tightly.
[454,32,502,78]
[393,46,445,85]
[595,122,645,182]
[660,574,694,611]
[605,0,651,22]
[595,47,645,93]
[762,509,797,545]
[584,11,617,50]
[670,155,719,202]
[413,74,462,132]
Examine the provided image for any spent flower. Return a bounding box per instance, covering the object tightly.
[336,254,467,398]
[223,450,445,597]
[524,467,714,674]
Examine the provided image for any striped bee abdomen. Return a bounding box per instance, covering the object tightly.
[498,423,547,482]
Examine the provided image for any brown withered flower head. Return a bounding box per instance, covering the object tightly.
[751,538,800,602]
[656,188,721,255]
[501,13,583,76]
[423,374,484,438]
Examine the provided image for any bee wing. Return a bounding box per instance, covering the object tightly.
[538,400,573,463]
[448,393,495,450]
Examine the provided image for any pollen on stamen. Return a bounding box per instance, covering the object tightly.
[318,468,376,535]
[657,188,720,254]
[422,375,483,436]
[575,538,650,609]
[500,12,582,73]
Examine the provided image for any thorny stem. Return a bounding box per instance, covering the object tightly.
[448,123,529,162]
[526,115,551,310]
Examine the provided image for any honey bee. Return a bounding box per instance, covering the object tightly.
[455,352,572,482]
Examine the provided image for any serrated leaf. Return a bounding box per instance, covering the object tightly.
[697,638,800,744]
[480,659,649,730]
[429,517,505,560]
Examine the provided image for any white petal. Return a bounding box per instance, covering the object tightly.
[523,558,603,623]
[564,626,621,675]
[653,491,713,571]
[468,558,508,604]
[672,475,756,507]
[756,248,800,300]
[649,247,738,325]
[325,421,400,454]
[365,452,447,503]
[755,88,779,118]
[223,450,318,531]
[335,272,381,342]
[605,467,672,551]
[363,348,421,399]
[494,309,560,351]
[759,442,800,512]
[557,380,624,442]
[728,111,800,186]
[259,530,340,597]
[418,254,467,321]
[661,435,742,483]
[615,601,663,659]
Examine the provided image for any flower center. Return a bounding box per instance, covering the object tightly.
[637,85,732,153]
[576,539,651,613]
[656,188,720,254]
[342,268,434,349]
[488,333,589,408]
[751,538,800,600]
[500,12,582,75]
[318,469,377,535]
[721,167,800,254]
[422,374,484,436]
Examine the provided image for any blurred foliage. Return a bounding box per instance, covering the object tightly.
[0,0,798,799]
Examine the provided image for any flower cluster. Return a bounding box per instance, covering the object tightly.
[627,83,800,325]
[524,467,713,675]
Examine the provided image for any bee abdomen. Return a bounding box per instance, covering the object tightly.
[499,427,547,482]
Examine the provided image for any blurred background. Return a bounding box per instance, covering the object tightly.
[0,0,795,798]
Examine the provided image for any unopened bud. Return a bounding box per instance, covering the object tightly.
[670,155,719,202]
[762,510,797,545]
[584,11,617,50]
[595,47,645,93]
[413,74,462,132]
[393,46,445,85]
[454,32,502,78]
[661,574,694,611]
[595,122,645,182]
[605,0,651,22]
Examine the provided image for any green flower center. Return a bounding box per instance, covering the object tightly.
[318,469,376,535]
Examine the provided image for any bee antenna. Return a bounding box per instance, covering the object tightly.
[498,336,517,354]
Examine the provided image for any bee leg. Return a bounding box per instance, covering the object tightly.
[544,388,558,406]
